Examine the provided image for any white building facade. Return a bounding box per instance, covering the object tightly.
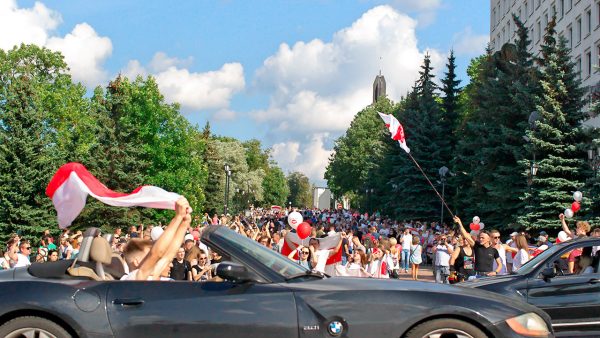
[490,0,600,121]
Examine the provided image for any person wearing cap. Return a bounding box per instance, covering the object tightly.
[537,231,553,248]
[183,234,202,265]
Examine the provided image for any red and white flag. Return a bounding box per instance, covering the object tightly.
[46,163,181,228]
[378,112,410,153]
[281,232,342,275]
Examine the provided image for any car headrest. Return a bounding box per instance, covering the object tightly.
[90,237,112,265]
[78,227,101,262]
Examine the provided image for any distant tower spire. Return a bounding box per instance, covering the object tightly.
[373,57,386,104]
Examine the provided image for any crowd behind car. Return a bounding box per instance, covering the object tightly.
[2,207,599,283]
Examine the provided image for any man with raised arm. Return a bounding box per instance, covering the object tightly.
[453,216,502,278]
[121,197,192,280]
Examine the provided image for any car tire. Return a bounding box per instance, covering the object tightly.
[405,318,487,338]
[0,316,72,338]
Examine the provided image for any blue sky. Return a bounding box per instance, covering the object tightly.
[2,0,489,185]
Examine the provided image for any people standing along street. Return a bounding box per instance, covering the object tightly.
[432,234,453,283]
[454,216,502,279]
[511,234,531,272]
[401,228,412,273]
[449,235,474,282]
[409,236,422,280]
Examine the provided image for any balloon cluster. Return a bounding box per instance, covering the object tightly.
[469,216,485,232]
[564,191,583,219]
[288,211,312,240]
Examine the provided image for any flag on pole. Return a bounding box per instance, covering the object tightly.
[46,163,181,228]
[378,112,410,153]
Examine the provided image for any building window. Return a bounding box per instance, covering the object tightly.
[525,2,529,18]
[597,2,600,28]
[544,13,548,32]
[536,0,540,9]
[586,50,592,77]
[577,57,582,78]
[537,21,541,42]
[508,20,511,38]
[568,26,573,48]
[587,9,592,35]
[493,8,496,26]
[567,0,572,13]
[551,3,556,18]
[560,0,564,17]
[596,45,600,71]
[577,17,582,43]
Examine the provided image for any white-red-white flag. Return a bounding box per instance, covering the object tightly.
[378,112,410,153]
[46,163,181,228]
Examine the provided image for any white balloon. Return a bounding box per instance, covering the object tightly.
[557,230,570,242]
[479,222,485,230]
[151,226,164,241]
[573,191,583,202]
[564,208,574,219]
[472,216,480,224]
[288,211,303,229]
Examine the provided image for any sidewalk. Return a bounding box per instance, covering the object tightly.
[396,264,435,282]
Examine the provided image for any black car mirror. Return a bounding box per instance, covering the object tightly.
[540,267,556,281]
[216,261,253,283]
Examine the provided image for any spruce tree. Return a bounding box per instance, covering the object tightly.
[518,18,588,229]
[202,122,226,215]
[0,45,65,241]
[387,54,448,221]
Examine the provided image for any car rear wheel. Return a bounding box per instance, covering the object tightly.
[0,316,71,338]
[405,318,487,338]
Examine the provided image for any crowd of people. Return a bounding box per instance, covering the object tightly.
[1,200,599,284]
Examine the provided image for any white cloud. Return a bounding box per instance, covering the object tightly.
[253,5,444,184]
[388,0,443,27]
[47,23,112,87]
[453,26,489,57]
[0,0,61,50]
[213,108,237,121]
[123,52,245,112]
[0,0,112,87]
[271,134,333,184]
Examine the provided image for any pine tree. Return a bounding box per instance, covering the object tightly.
[0,45,66,241]
[201,122,226,215]
[518,18,588,229]
[387,54,448,221]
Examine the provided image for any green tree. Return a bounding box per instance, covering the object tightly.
[518,18,589,228]
[386,54,448,221]
[287,172,312,208]
[202,122,225,216]
[243,139,270,172]
[262,163,289,207]
[0,44,84,241]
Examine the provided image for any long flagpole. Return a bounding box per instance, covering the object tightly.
[406,152,455,219]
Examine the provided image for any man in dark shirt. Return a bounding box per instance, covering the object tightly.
[170,247,192,281]
[454,216,502,278]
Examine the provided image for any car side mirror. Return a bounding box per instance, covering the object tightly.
[216,261,253,283]
[541,267,556,281]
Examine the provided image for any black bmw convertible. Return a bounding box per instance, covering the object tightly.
[0,225,553,338]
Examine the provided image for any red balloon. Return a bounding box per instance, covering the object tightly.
[469,223,480,231]
[571,201,581,213]
[297,222,312,240]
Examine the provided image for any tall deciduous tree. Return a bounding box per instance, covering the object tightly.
[262,163,290,207]
[287,172,312,208]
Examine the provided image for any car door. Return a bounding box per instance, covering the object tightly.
[106,280,298,338]
[526,242,600,333]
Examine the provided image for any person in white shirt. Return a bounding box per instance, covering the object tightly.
[512,234,531,272]
[14,240,32,268]
[433,235,453,283]
[400,229,413,273]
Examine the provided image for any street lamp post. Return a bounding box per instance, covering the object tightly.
[438,166,449,226]
[588,147,600,176]
[224,164,231,215]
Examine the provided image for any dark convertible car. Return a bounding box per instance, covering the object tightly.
[463,237,600,337]
[0,225,553,338]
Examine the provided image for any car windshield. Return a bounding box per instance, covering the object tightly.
[515,243,563,275]
[214,226,309,278]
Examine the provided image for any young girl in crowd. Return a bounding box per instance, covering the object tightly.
[512,234,531,272]
[410,236,422,280]
[288,245,312,270]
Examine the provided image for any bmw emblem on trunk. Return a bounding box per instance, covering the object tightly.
[328,321,343,336]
